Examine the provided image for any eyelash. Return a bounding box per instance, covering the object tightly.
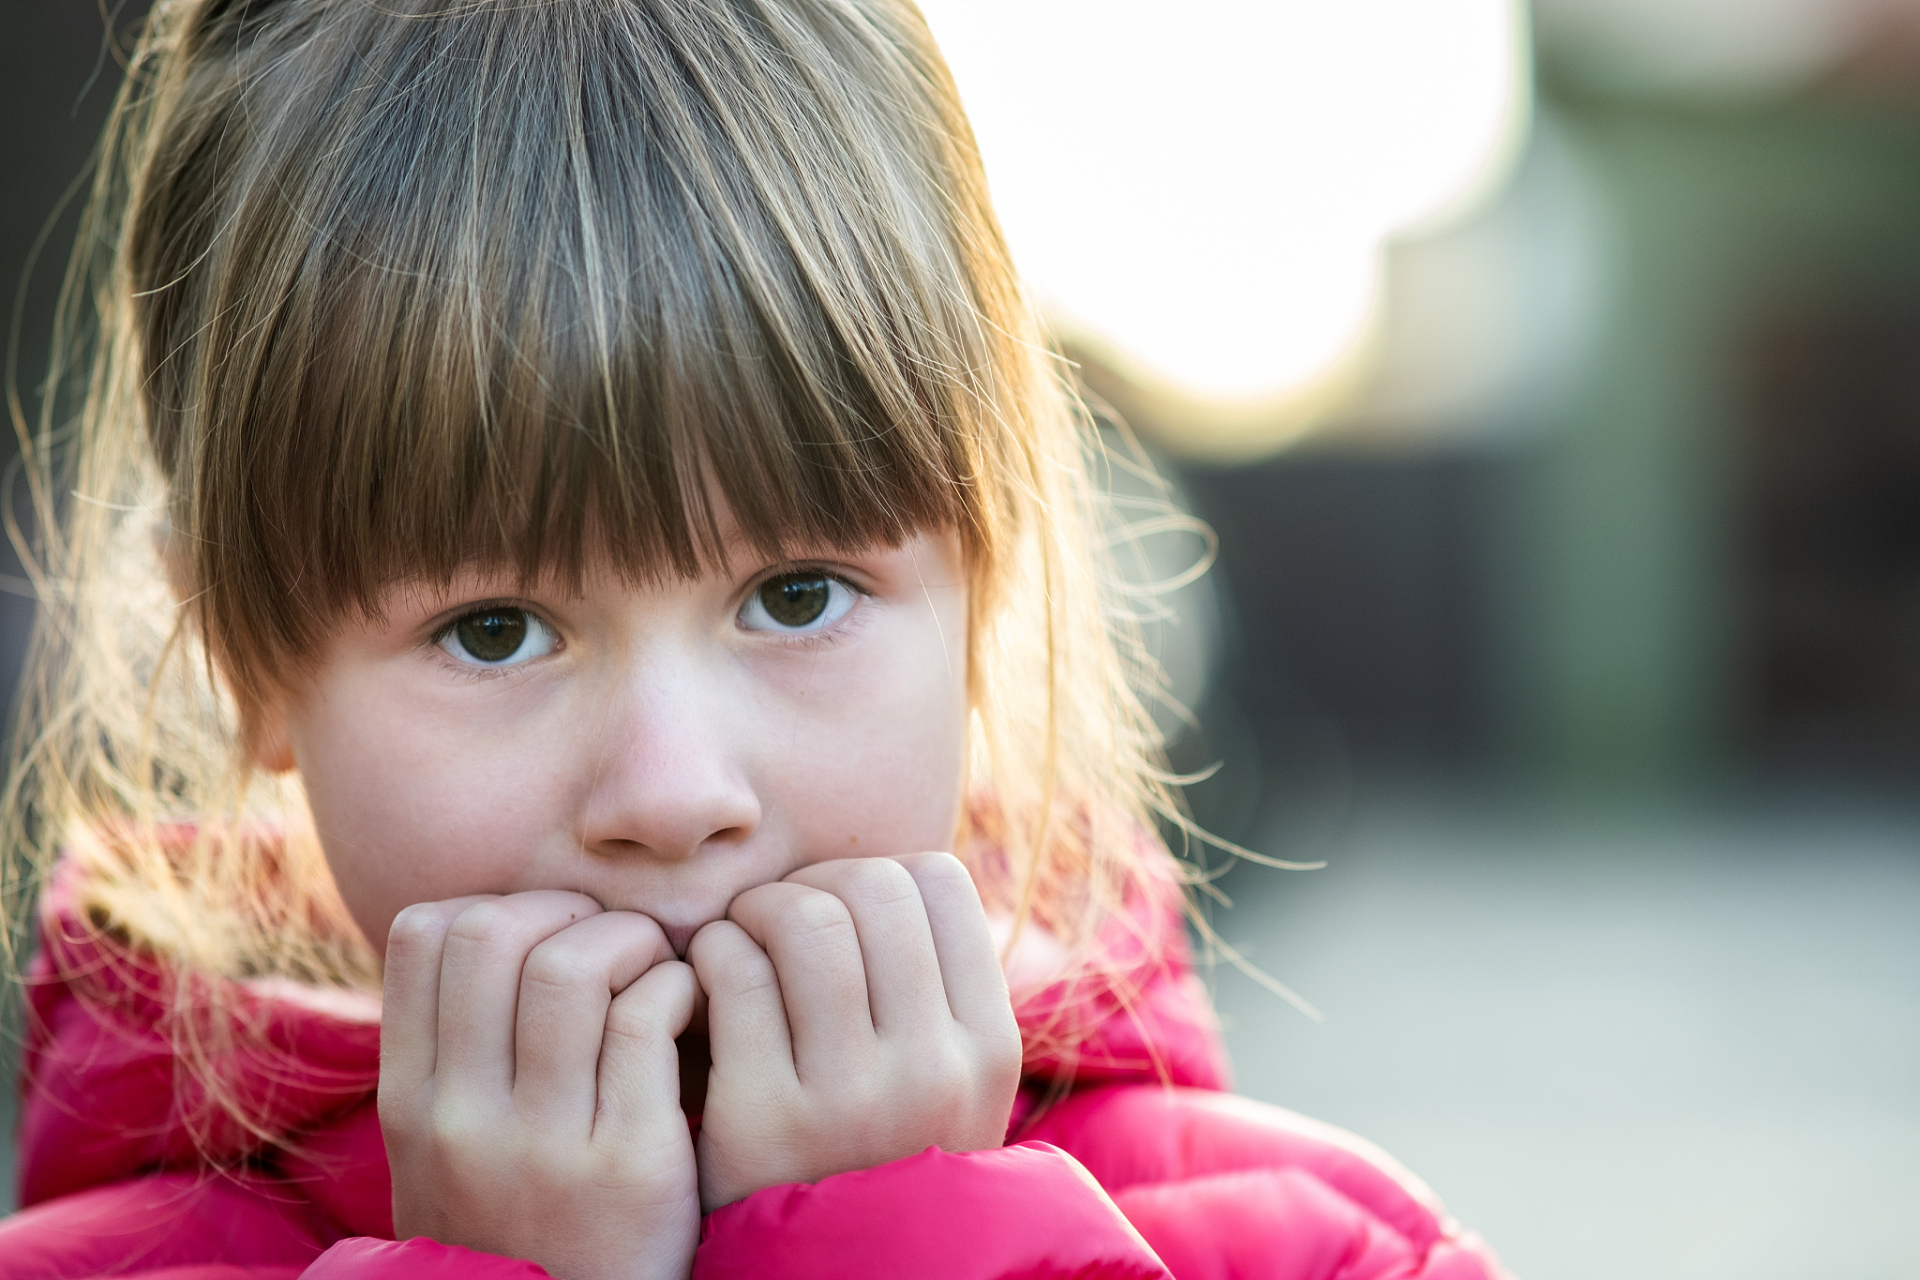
[426,599,558,681]
[744,565,871,649]
[420,567,872,674]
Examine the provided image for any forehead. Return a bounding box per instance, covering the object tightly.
[140,0,1002,683]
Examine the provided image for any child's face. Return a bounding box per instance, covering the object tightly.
[265,520,970,958]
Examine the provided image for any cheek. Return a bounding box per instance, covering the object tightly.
[290,678,581,947]
[779,609,970,858]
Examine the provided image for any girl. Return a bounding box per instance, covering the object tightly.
[2,1,1509,1278]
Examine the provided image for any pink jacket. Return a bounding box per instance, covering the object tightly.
[1,879,1507,1280]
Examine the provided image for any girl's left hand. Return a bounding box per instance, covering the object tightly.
[687,853,1024,1211]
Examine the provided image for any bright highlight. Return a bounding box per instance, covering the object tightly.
[918,0,1531,407]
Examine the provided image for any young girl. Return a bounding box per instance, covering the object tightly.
[2,2,1508,1278]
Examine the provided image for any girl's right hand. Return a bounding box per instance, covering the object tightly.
[379,892,701,1280]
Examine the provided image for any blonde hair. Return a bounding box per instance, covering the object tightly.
[6,0,1198,1145]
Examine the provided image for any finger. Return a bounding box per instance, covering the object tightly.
[379,896,494,1103]
[596,958,698,1145]
[893,853,1016,1034]
[724,882,872,1073]
[434,890,604,1099]
[512,911,677,1131]
[687,919,795,1085]
[784,858,948,1036]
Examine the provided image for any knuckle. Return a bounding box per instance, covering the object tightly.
[985,1028,1025,1084]
[919,1024,1019,1094]
[785,891,855,944]
[385,903,449,957]
[905,850,970,888]
[981,1003,1023,1061]
[729,882,782,916]
[519,943,594,994]
[602,1005,663,1054]
[938,1042,980,1090]
[376,1084,422,1138]
[696,928,777,994]
[896,1036,968,1092]
[721,956,782,1002]
[915,1055,966,1099]
[444,899,519,951]
[426,1097,486,1153]
[842,857,919,905]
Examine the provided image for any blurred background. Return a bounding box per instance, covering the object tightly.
[5,1,1919,1276]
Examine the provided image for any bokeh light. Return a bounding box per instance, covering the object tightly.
[1535,0,1887,98]
[917,0,1532,407]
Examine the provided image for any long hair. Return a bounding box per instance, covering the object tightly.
[5,0,1194,1149]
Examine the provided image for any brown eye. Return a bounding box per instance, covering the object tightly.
[740,573,856,633]
[440,607,555,666]
[761,575,830,627]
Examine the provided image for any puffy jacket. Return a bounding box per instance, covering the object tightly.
[1,872,1509,1280]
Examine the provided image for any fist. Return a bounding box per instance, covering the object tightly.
[688,854,1023,1210]
[378,892,701,1280]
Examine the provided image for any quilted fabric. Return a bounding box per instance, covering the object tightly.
[1,870,1507,1280]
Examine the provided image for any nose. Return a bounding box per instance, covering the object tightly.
[576,651,761,865]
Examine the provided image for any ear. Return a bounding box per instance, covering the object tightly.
[159,519,301,775]
[244,693,299,775]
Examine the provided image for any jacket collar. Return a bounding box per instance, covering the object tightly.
[17,860,1227,1220]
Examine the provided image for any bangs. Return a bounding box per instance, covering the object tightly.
[134,0,1004,678]
[22,0,1189,1058]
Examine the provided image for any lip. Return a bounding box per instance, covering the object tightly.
[658,919,708,958]
[591,891,744,957]
[577,846,803,957]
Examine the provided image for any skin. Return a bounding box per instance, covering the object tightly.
[253,525,1024,1280]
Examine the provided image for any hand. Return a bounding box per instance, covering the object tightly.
[379,892,701,1280]
[687,854,1023,1211]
